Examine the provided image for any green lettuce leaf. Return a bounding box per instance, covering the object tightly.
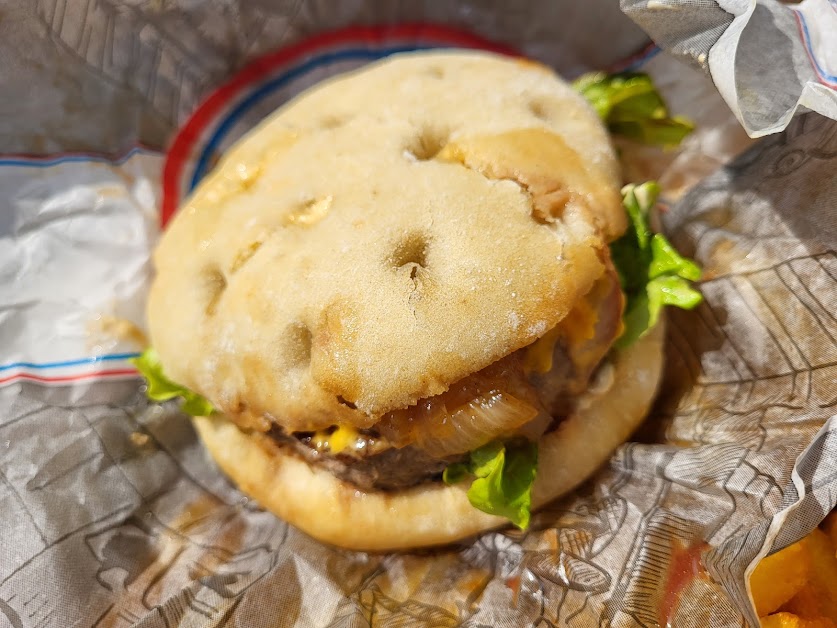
[649,235,701,281]
[573,72,694,147]
[611,183,703,348]
[130,348,215,416]
[442,461,469,485]
[443,439,538,529]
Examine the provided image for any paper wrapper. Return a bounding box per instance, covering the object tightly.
[1,1,836,626]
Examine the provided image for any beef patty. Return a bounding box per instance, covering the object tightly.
[268,426,464,491]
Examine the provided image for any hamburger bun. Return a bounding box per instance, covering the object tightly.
[147,50,663,551]
[148,50,623,432]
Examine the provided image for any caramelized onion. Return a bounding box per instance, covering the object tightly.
[376,354,545,458]
[435,391,538,456]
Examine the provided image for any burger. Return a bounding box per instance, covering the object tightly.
[136,50,701,550]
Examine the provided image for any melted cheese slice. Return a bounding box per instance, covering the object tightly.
[524,286,601,375]
[313,424,360,454]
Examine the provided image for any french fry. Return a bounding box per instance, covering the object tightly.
[781,530,837,621]
[756,514,837,628]
[820,512,837,558]
[761,613,837,628]
[751,540,812,617]
[784,587,824,622]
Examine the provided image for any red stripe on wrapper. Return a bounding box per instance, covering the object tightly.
[160,24,517,226]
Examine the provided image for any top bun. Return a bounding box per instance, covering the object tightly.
[147,50,624,432]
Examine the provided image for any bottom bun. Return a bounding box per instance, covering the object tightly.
[193,320,665,551]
